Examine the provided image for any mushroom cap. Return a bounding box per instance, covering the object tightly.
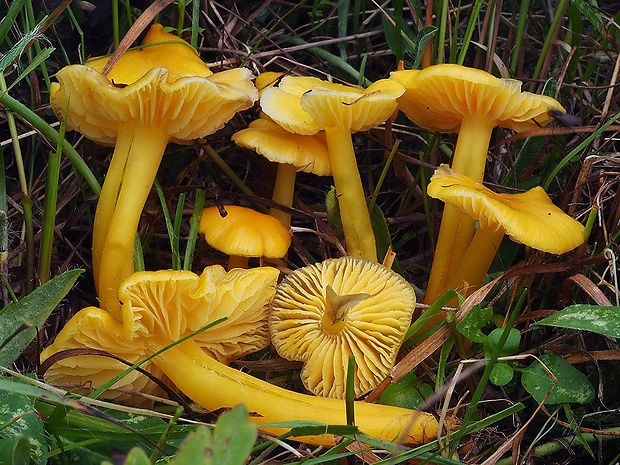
[50,24,257,146]
[260,76,405,135]
[255,71,285,95]
[269,256,416,399]
[232,118,332,176]
[199,205,292,258]
[86,23,214,84]
[121,267,279,363]
[390,64,565,133]
[41,266,279,405]
[427,164,585,254]
[40,306,165,407]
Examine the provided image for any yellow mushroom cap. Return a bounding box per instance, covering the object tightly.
[41,266,279,404]
[269,256,416,399]
[232,119,332,176]
[427,164,585,254]
[86,23,213,84]
[121,267,279,363]
[199,205,292,258]
[40,306,165,407]
[390,64,565,133]
[260,76,405,135]
[50,24,258,146]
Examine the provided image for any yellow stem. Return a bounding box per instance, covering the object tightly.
[92,129,134,292]
[423,118,494,304]
[98,125,169,318]
[324,127,377,262]
[153,340,441,446]
[227,255,250,270]
[446,226,505,299]
[270,163,297,229]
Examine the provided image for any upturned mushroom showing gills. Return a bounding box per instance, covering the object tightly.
[199,205,292,269]
[390,64,565,303]
[427,164,585,296]
[260,76,405,262]
[41,266,279,406]
[42,266,442,446]
[269,256,416,399]
[49,23,258,319]
[232,118,331,229]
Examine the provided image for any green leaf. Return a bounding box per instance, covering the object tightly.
[483,328,520,357]
[489,363,514,387]
[170,405,256,465]
[0,269,83,367]
[326,186,344,238]
[0,436,31,465]
[521,353,595,405]
[456,305,493,343]
[533,304,620,338]
[0,382,47,465]
[379,371,429,410]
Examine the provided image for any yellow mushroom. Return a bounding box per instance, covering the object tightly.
[260,76,405,262]
[391,64,565,303]
[41,266,442,446]
[427,164,585,296]
[49,23,257,318]
[232,118,331,229]
[199,205,291,269]
[269,256,417,399]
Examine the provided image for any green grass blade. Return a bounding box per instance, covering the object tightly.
[0,91,101,194]
[154,179,180,270]
[183,189,205,271]
[38,109,67,284]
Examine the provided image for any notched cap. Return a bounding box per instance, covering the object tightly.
[199,205,292,258]
[269,256,416,399]
[391,64,565,133]
[260,76,405,135]
[232,118,332,176]
[50,24,257,145]
[427,164,585,254]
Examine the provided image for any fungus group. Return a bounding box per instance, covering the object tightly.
[41,19,585,449]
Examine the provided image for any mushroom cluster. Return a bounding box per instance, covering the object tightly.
[42,18,585,449]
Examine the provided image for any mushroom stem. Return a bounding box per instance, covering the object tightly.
[324,126,377,262]
[98,125,169,318]
[227,255,250,270]
[92,130,134,293]
[445,226,505,300]
[270,163,297,229]
[153,338,441,446]
[423,118,495,304]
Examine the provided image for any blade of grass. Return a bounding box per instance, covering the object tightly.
[0,72,34,292]
[529,0,569,90]
[509,0,531,75]
[542,110,620,190]
[0,0,28,44]
[172,192,186,271]
[0,91,101,194]
[0,148,9,305]
[345,355,356,426]
[38,108,67,284]
[183,189,205,271]
[457,0,484,65]
[154,179,180,270]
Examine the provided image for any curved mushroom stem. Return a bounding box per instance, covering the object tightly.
[92,130,133,292]
[153,338,441,446]
[98,125,169,318]
[270,162,297,229]
[445,226,505,301]
[324,126,377,262]
[423,118,495,304]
